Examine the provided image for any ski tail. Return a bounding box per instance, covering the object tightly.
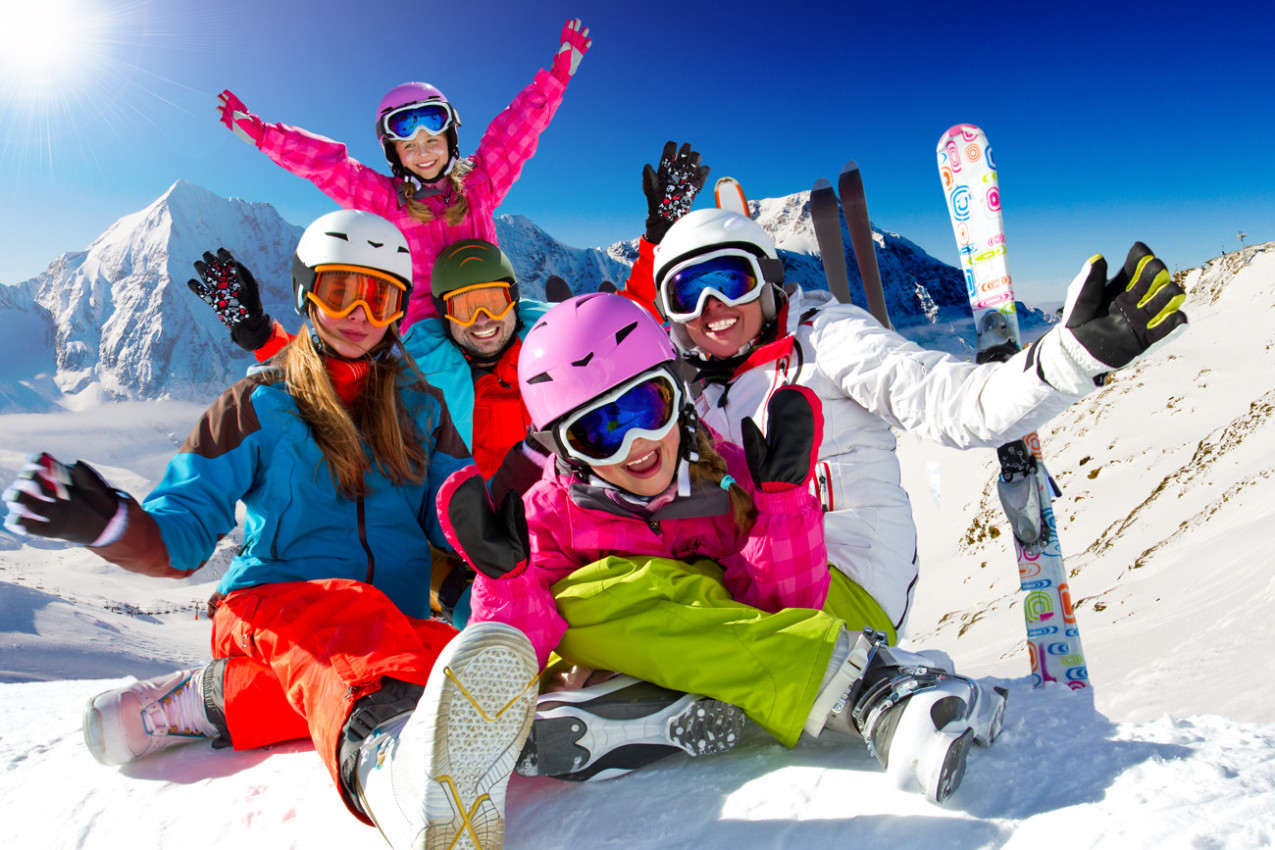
[714,177,750,218]
[838,162,890,329]
[935,123,1090,692]
[545,275,572,303]
[809,177,854,305]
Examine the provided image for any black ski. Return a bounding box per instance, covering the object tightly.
[839,162,890,328]
[809,177,853,305]
[545,275,572,302]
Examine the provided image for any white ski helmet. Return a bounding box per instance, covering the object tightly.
[291,210,413,318]
[652,208,785,347]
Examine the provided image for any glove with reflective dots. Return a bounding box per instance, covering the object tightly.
[740,385,824,493]
[187,248,274,352]
[216,89,264,146]
[643,141,711,244]
[3,453,125,546]
[1036,242,1188,394]
[437,466,530,580]
[550,18,591,82]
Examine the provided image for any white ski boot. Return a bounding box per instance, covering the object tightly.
[809,629,1008,803]
[516,674,745,781]
[83,665,224,766]
[353,621,538,850]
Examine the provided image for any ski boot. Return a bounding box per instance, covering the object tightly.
[83,663,227,766]
[808,629,1008,803]
[351,621,538,850]
[516,675,745,782]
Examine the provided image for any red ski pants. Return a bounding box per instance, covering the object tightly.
[209,579,457,820]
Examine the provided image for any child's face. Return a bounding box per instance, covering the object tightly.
[682,296,765,359]
[590,426,682,498]
[394,133,449,181]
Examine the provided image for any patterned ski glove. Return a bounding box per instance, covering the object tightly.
[187,248,274,352]
[550,18,591,83]
[437,466,531,580]
[1035,242,1188,394]
[216,89,264,146]
[741,385,825,493]
[3,453,125,546]
[643,141,711,244]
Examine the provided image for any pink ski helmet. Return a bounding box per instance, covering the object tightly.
[374,82,462,178]
[519,293,679,433]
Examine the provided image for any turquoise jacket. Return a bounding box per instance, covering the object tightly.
[142,365,473,620]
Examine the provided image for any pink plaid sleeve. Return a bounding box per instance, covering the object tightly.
[472,70,567,206]
[719,452,830,613]
[467,480,577,668]
[257,122,399,218]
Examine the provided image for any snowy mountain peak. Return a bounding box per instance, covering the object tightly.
[0,182,986,409]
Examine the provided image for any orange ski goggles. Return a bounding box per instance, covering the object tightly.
[443,282,515,327]
[307,265,407,328]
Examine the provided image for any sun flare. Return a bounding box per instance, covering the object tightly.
[0,0,104,93]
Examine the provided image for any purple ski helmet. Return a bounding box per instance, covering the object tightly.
[374,82,462,178]
[518,293,680,434]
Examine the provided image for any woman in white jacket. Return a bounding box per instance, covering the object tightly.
[631,208,1186,640]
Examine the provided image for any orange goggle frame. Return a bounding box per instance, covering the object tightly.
[444,282,514,327]
[306,265,407,328]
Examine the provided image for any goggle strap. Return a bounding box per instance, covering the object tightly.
[759,257,786,284]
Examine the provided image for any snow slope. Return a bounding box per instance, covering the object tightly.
[2,246,1274,848]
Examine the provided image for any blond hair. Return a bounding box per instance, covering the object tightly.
[401,159,473,227]
[282,322,429,499]
[687,428,757,535]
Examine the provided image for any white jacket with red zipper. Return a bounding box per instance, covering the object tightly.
[684,286,1086,633]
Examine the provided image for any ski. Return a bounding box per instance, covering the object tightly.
[936,124,1090,692]
[809,177,854,305]
[713,176,750,218]
[838,162,890,328]
[545,275,572,303]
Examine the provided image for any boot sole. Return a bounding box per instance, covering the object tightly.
[415,622,539,850]
[522,678,744,781]
[924,727,975,803]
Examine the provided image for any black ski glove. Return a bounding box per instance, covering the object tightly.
[187,248,274,353]
[3,453,123,545]
[643,141,711,244]
[439,467,530,580]
[1036,242,1188,394]
[740,385,824,492]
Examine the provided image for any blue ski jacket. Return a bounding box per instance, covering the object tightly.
[132,363,473,620]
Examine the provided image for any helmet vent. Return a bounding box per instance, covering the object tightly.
[571,353,594,368]
[614,321,638,345]
[367,240,384,248]
[324,231,350,241]
[526,372,553,385]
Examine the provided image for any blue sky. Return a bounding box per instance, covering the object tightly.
[0,0,1269,304]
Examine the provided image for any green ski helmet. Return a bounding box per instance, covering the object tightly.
[431,239,521,333]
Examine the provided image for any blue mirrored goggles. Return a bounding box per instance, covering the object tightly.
[659,249,767,322]
[558,371,683,466]
[381,101,454,141]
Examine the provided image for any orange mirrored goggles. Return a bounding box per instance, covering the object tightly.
[306,265,407,328]
[444,282,515,327]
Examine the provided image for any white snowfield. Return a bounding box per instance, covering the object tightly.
[2,246,1273,849]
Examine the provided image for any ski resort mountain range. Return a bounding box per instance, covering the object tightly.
[0,181,1053,410]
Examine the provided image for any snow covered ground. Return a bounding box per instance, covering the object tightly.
[3,246,1274,849]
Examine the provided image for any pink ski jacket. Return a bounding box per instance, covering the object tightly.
[256,70,567,330]
[468,435,829,667]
